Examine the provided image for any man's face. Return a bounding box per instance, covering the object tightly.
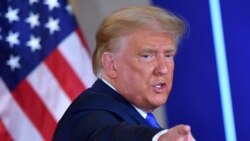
[112,29,176,112]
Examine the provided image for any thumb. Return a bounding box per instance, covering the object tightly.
[175,125,191,137]
[158,124,195,141]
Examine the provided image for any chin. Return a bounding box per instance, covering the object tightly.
[146,104,163,112]
[153,98,168,107]
[148,99,166,107]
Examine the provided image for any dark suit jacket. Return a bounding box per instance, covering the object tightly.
[53,79,162,141]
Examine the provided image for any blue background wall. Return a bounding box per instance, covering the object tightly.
[152,1,250,141]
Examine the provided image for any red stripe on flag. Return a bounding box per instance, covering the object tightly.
[12,80,57,141]
[45,48,86,100]
[0,120,13,141]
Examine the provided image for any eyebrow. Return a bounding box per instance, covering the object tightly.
[141,47,176,54]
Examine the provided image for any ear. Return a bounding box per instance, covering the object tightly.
[101,52,117,79]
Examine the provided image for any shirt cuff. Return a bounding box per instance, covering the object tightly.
[152,129,168,141]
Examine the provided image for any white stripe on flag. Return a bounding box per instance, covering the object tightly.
[58,31,96,88]
[27,63,72,121]
[0,78,44,141]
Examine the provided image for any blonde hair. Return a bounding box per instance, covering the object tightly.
[92,5,186,76]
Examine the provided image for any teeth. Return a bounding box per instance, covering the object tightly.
[155,85,161,88]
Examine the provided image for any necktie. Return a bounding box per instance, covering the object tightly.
[146,113,160,128]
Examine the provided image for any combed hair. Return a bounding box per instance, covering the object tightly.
[92,5,186,76]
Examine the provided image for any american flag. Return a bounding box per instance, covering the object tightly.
[0,0,96,140]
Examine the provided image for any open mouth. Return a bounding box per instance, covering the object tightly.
[153,82,167,93]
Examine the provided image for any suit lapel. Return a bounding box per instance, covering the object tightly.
[92,79,151,126]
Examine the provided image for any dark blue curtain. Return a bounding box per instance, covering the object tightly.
[151,1,250,141]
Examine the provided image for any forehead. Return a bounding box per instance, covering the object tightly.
[120,29,176,52]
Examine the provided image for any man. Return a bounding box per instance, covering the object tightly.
[53,6,195,141]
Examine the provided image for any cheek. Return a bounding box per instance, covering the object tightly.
[171,62,175,71]
[116,57,155,90]
[120,59,147,76]
[168,63,175,75]
[117,68,148,96]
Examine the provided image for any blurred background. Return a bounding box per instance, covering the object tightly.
[1,0,249,141]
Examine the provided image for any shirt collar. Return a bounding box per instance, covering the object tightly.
[132,105,147,118]
[101,78,117,91]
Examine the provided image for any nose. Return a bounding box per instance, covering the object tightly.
[154,56,168,76]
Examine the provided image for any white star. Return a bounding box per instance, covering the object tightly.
[6,54,21,71]
[29,0,39,5]
[26,35,41,52]
[6,31,20,47]
[65,4,73,14]
[44,0,60,11]
[26,12,40,29]
[5,7,19,23]
[45,17,60,35]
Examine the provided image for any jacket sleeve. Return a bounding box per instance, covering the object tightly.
[69,110,162,141]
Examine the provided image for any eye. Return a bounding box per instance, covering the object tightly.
[142,54,151,58]
[165,54,174,62]
[140,54,154,61]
